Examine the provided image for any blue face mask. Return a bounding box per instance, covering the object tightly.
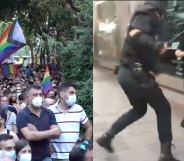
[1,103,9,110]
[6,150,16,160]
[65,94,77,107]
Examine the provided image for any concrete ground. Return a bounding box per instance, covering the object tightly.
[93,65,184,161]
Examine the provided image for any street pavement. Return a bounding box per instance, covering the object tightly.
[93,65,184,161]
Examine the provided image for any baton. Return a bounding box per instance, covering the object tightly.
[169,30,184,43]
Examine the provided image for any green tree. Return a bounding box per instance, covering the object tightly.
[0,0,93,122]
[58,0,93,121]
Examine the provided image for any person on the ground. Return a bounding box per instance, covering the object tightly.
[16,84,61,161]
[48,82,93,161]
[96,1,183,161]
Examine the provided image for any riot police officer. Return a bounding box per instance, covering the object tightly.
[96,1,183,161]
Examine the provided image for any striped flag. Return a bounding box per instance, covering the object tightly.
[1,63,18,77]
[42,65,52,95]
[0,20,26,64]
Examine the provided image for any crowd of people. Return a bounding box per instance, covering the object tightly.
[0,63,93,161]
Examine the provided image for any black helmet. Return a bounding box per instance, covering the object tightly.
[135,0,168,14]
[145,0,168,13]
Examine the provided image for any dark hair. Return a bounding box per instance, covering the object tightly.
[3,89,10,96]
[69,145,85,161]
[69,140,93,161]
[15,139,30,155]
[9,97,16,105]
[18,94,25,101]
[26,84,42,96]
[47,95,56,100]
[0,108,7,122]
[58,82,76,94]
[0,134,13,143]
[18,89,27,101]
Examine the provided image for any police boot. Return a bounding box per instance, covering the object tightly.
[158,142,180,161]
[96,132,114,153]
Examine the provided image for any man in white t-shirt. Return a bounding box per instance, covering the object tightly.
[48,82,93,161]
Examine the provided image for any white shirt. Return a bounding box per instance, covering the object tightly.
[48,101,88,159]
[5,111,16,132]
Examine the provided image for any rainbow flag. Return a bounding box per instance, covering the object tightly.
[42,65,52,95]
[0,21,26,64]
[1,63,18,77]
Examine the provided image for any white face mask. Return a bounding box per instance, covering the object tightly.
[16,92,22,98]
[19,153,32,161]
[65,94,77,107]
[32,96,43,108]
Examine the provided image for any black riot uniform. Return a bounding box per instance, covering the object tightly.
[97,1,180,161]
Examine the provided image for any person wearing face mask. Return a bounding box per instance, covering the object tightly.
[0,109,18,142]
[48,82,93,161]
[16,84,61,161]
[0,95,17,115]
[0,150,14,161]
[0,134,16,161]
[15,139,31,161]
[0,95,17,133]
[16,90,22,101]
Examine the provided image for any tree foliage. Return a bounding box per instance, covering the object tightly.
[0,0,93,121]
[57,0,93,121]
